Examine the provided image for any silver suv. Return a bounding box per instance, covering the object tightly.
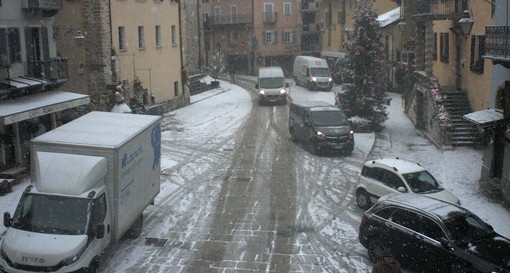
[355,157,460,209]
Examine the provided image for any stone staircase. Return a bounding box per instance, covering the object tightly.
[442,92,481,147]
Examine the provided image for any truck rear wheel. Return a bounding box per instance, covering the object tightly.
[125,214,143,239]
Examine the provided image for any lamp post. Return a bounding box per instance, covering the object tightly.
[73,31,85,46]
[397,17,407,33]
[458,10,474,36]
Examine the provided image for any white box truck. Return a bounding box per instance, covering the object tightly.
[0,111,162,273]
[255,66,289,105]
[293,56,333,91]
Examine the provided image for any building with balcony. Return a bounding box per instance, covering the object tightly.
[54,0,186,115]
[203,0,300,75]
[0,0,90,169]
[464,0,510,203]
[402,0,492,149]
[203,1,253,74]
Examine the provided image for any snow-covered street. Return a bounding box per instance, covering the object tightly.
[1,79,509,272]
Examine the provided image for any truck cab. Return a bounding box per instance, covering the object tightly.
[1,152,111,272]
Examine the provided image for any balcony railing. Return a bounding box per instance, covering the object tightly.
[27,58,68,82]
[21,0,62,16]
[302,24,321,33]
[414,0,466,19]
[204,14,252,29]
[263,12,278,25]
[484,26,510,60]
[300,1,322,12]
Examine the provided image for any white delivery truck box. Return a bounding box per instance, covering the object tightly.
[293,56,333,91]
[0,111,162,273]
[255,66,289,105]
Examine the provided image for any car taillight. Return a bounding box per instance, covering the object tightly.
[361,214,368,223]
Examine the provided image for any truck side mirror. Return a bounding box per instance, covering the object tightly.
[95,224,105,239]
[4,212,12,227]
[255,84,259,89]
[285,82,290,88]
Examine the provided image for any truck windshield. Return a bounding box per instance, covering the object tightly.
[11,193,91,235]
[311,111,349,126]
[259,77,285,89]
[310,67,330,77]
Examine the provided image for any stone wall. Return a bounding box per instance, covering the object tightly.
[406,71,452,148]
[82,0,113,111]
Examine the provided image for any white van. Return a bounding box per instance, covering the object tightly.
[255,66,289,105]
[293,56,333,91]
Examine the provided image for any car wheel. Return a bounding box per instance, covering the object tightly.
[356,190,371,209]
[308,140,318,155]
[367,238,386,263]
[289,129,296,142]
[88,258,99,273]
[306,81,313,91]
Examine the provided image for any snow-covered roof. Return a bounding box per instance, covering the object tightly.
[365,157,425,174]
[32,111,161,148]
[463,109,505,127]
[377,7,401,28]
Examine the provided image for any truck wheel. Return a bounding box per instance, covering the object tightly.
[125,214,143,239]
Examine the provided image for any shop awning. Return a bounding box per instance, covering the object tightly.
[0,91,90,125]
[377,7,401,28]
[463,109,505,127]
[0,76,47,89]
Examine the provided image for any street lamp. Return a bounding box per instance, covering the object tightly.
[458,10,474,36]
[73,31,85,46]
[53,26,85,46]
[397,17,407,33]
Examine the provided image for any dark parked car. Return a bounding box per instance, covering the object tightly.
[359,193,510,273]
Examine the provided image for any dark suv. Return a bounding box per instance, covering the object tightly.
[359,193,510,273]
[288,101,354,155]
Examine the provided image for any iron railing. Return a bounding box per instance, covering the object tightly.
[27,57,68,82]
[485,26,510,58]
[414,0,466,17]
[204,14,252,29]
[302,24,321,32]
[300,0,322,11]
[21,0,62,10]
[263,13,278,25]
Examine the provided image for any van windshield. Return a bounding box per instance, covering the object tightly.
[259,77,285,89]
[310,67,330,77]
[311,111,349,126]
[11,193,91,235]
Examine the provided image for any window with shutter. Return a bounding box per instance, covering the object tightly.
[0,28,8,66]
[8,28,21,64]
[470,35,485,74]
[440,32,449,64]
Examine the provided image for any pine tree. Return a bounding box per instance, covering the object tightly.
[336,0,388,132]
